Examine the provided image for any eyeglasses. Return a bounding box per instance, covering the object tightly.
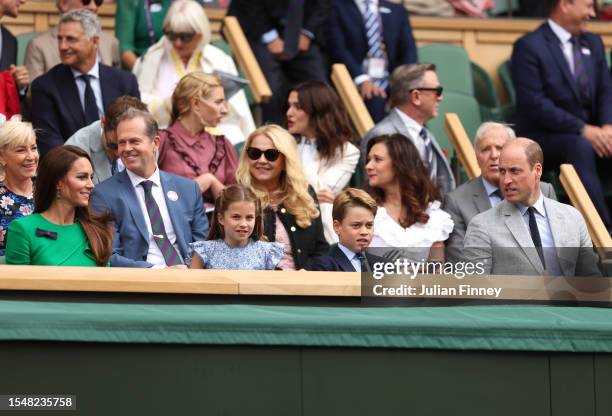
[164,31,196,43]
[246,147,281,162]
[82,0,104,6]
[410,86,444,97]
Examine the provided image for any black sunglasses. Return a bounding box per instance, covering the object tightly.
[82,0,104,6]
[246,147,281,162]
[106,142,118,151]
[410,86,444,97]
[164,31,196,43]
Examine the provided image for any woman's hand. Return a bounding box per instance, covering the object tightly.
[121,51,138,71]
[195,173,225,198]
[316,188,335,204]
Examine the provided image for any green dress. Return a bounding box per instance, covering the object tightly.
[115,0,172,57]
[5,213,99,266]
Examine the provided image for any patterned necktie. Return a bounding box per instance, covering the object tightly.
[419,128,436,179]
[355,251,370,273]
[363,0,387,89]
[570,37,591,106]
[140,180,182,266]
[528,207,546,269]
[283,0,304,60]
[79,74,99,124]
[110,159,118,176]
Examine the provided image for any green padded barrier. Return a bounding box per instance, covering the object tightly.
[16,32,38,67]
[418,43,474,96]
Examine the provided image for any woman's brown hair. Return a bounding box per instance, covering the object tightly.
[365,134,440,227]
[35,146,114,266]
[207,184,265,241]
[286,81,355,163]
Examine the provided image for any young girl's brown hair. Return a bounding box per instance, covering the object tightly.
[207,184,265,241]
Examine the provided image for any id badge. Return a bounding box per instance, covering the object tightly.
[366,57,386,79]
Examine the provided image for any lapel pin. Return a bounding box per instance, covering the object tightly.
[581,48,591,55]
[167,191,178,201]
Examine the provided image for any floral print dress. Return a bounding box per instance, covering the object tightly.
[0,182,34,256]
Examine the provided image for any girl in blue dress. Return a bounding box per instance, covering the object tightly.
[189,184,284,270]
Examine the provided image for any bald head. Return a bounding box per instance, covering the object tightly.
[499,138,543,206]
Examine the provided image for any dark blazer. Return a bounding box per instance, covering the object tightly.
[310,244,387,272]
[31,63,140,156]
[0,25,16,71]
[263,187,329,270]
[324,0,417,79]
[90,170,209,268]
[511,22,612,137]
[227,0,331,44]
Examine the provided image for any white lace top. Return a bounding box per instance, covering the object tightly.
[370,201,454,249]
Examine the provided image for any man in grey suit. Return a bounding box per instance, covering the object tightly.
[66,95,147,184]
[464,138,600,277]
[362,63,455,195]
[90,108,208,268]
[444,122,557,259]
[24,0,120,82]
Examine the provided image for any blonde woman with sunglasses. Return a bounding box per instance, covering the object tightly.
[236,125,329,270]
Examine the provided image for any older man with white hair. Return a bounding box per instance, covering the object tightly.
[31,9,139,156]
[443,122,557,257]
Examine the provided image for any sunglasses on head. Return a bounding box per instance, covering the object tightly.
[164,31,196,43]
[246,147,281,162]
[410,86,444,97]
[82,0,104,6]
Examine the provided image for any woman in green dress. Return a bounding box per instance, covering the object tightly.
[5,146,114,267]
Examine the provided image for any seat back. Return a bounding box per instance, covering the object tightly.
[418,44,473,96]
[444,113,480,180]
[330,64,374,139]
[426,92,482,164]
[471,61,503,122]
[17,32,38,67]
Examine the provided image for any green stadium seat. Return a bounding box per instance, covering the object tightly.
[233,140,245,157]
[498,60,516,121]
[210,39,255,107]
[471,61,503,122]
[418,44,473,96]
[426,91,482,164]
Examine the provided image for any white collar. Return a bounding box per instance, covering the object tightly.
[70,57,100,80]
[394,108,423,137]
[548,18,573,45]
[517,192,546,217]
[338,243,358,261]
[126,166,162,189]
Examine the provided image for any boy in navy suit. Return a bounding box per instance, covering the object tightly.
[310,188,383,272]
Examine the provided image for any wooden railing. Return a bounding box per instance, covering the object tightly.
[330,64,374,138]
[559,164,612,260]
[444,113,480,180]
[222,16,271,104]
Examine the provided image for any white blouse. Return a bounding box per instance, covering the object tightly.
[370,201,454,260]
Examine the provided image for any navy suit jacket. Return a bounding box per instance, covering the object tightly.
[310,245,387,272]
[0,25,16,71]
[324,0,417,80]
[31,63,140,156]
[511,23,612,138]
[227,0,331,44]
[90,170,209,268]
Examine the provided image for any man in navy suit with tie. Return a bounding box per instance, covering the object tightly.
[90,108,208,268]
[31,9,139,156]
[511,0,612,231]
[325,0,417,122]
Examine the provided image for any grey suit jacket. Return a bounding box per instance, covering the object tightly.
[361,109,456,195]
[443,176,557,254]
[25,27,120,81]
[464,197,600,277]
[65,120,112,184]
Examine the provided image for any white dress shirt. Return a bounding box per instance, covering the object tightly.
[126,167,181,267]
[548,19,575,74]
[517,193,562,275]
[71,58,104,118]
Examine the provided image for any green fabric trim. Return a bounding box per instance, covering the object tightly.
[1,301,612,352]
